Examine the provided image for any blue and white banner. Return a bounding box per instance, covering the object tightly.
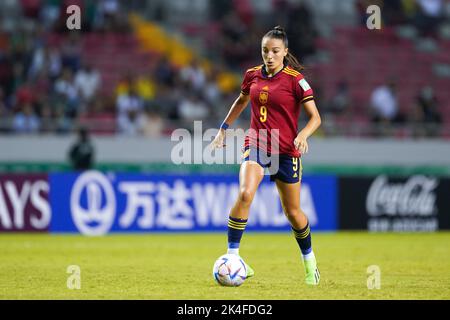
[50,171,337,235]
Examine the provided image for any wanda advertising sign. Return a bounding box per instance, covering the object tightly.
[339,175,450,231]
[0,174,50,232]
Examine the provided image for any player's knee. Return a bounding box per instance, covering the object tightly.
[284,208,301,220]
[238,188,254,205]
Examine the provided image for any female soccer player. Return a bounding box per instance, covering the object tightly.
[210,26,322,285]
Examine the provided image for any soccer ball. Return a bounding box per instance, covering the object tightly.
[212,254,247,287]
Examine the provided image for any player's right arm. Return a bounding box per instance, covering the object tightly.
[210,93,250,150]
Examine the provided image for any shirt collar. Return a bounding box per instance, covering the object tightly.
[261,60,288,78]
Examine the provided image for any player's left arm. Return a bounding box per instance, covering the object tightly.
[294,100,321,154]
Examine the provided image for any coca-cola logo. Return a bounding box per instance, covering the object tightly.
[366,175,437,216]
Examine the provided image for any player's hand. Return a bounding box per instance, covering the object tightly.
[210,129,226,150]
[294,133,309,154]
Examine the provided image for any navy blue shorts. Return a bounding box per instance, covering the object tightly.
[242,147,302,184]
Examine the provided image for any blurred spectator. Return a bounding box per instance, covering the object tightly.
[39,0,61,31]
[177,92,210,123]
[134,74,156,108]
[416,86,441,123]
[154,56,175,87]
[33,69,51,105]
[97,0,121,32]
[370,79,405,128]
[151,84,179,117]
[414,0,444,37]
[142,110,164,138]
[61,33,82,72]
[48,46,63,81]
[54,103,71,133]
[115,73,134,97]
[12,103,40,133]
[74,62,101,103]
[28,45,47,79]
[327,80,351,115]
[0,87,7,109]
[39,102,54,133]
[118,109,145,135]
[411,86,442,137]
[116,86,145,135]
[54,68,80,118]
[36,81,54,114]
[15,78,36,111]
[9,25,33,63]
[11,62,27,96]
[0,50,14,97]
[115,73,156,109]
[402,0,419,23]
[203,69,222,107]
[180,58,206,92]
[0,88,9,131]
[68,126,95,170]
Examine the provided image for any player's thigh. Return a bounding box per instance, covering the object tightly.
[275,179,301,212]
[238,160,265,202]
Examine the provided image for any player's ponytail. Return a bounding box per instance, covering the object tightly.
[263,26,304,72]
[285,51,304,72]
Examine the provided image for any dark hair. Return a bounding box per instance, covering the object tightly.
[263,26,304,72]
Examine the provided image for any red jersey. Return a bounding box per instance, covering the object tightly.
[241,64,314,157]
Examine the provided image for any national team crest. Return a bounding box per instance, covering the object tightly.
[259,86,269,104]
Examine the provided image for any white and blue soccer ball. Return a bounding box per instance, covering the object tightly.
[212,254,247,287]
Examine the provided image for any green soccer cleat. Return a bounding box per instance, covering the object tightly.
[244,262,255,278]
[304,257,320,285]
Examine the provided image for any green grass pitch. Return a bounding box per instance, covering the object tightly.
[1,232,449,299]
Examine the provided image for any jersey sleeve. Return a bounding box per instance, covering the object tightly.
[240,70,253,95]
[295,74,314,104]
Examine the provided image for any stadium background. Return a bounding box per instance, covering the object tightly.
[1,0,450,299]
